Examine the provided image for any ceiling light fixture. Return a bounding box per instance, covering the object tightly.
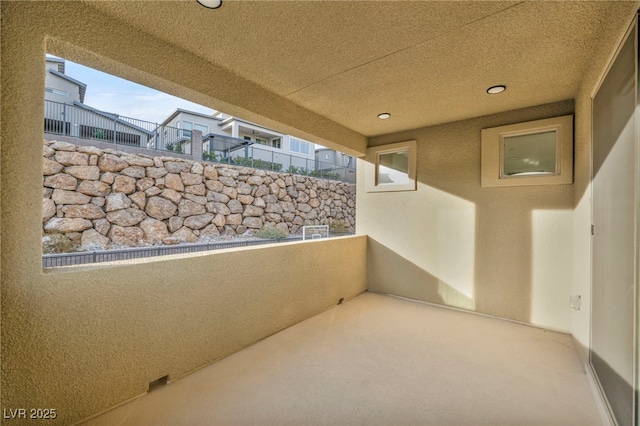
[487,85,507,94]
[197,0,222,9]
[378,113,391,120]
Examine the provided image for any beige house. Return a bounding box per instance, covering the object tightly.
[161,108,317,170]
[315,147,357,183]
[44,57,153,146]
[2,2,640,425]
[45,56,86,104]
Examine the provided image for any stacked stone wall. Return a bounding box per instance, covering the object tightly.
[42,141,355,250]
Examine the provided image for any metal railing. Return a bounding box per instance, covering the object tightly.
[42,236,306,268]
[44,100,355,181]
[203,134,356,183]
[44,100,191,154]
[148,126,193,155]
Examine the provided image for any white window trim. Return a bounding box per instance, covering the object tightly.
[194,123,208,134]
[365,140,417,193]
[290,137,311,155]
[481,115,573,187]
[45,87,69,97]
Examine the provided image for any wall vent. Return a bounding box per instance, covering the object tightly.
[148,375,169,392]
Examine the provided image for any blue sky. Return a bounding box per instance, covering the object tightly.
[58,56,215,124]
[50,55,326,149]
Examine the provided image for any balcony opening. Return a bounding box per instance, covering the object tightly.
[42,55,357,267]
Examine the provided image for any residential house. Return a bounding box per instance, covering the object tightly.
[161,108,316,171]
[3,2,639,425]
[315,147,356,182]
[44,56,153,146]
[45,56,86,104]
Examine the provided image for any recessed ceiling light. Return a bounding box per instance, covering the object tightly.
[487,85,507,94]
[197,0,222,9]
[378,113,391,120]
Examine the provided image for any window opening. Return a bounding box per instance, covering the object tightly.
[182,121,193,138]
[45,87,69,97]
[290,137,310,155]
[480,115,573,187]
[194,123,208,135]
[41,54,357,266]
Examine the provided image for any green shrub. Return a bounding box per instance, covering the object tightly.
[329,220,348,234]
[165,142,183,154]
[202,151,219,162]
[42,233,82,254]
[309,170,341,180]
[232,157,282,172]
[255,226,288,240]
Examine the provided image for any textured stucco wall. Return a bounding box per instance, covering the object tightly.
[1,3,367,424]
[358,100,576,331]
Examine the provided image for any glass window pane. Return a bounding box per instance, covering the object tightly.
[377,150,410,185]
[502,131,557,176]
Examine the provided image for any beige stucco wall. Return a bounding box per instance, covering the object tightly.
[3,238,366,424]
[4,0,640,422]
[358,100,576,331]
[9,2,367,158]
[1,3,367,424]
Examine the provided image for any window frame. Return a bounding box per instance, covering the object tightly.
[480,115,573,187]
[194,123,208,135]
[365,140,417,193]
[182,120,193,138]
[45,87,70,97]
[290,137,310,155]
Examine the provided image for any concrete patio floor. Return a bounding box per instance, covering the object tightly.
[83,292,603,425]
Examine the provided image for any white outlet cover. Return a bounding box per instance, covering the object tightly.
[570,295,581,310]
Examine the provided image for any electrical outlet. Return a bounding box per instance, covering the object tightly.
[570,295,581,310]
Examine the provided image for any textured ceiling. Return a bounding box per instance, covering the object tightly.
[86,1,636,137]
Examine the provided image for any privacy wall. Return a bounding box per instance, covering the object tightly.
[358,100,575,332]
[1,3,368,424]
[42,140,355,251]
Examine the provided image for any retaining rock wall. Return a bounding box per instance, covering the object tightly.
[42,141,355,251]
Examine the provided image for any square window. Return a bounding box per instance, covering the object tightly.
[502,131,557,177]
[481,115,573,187]
[365,140,417,192]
